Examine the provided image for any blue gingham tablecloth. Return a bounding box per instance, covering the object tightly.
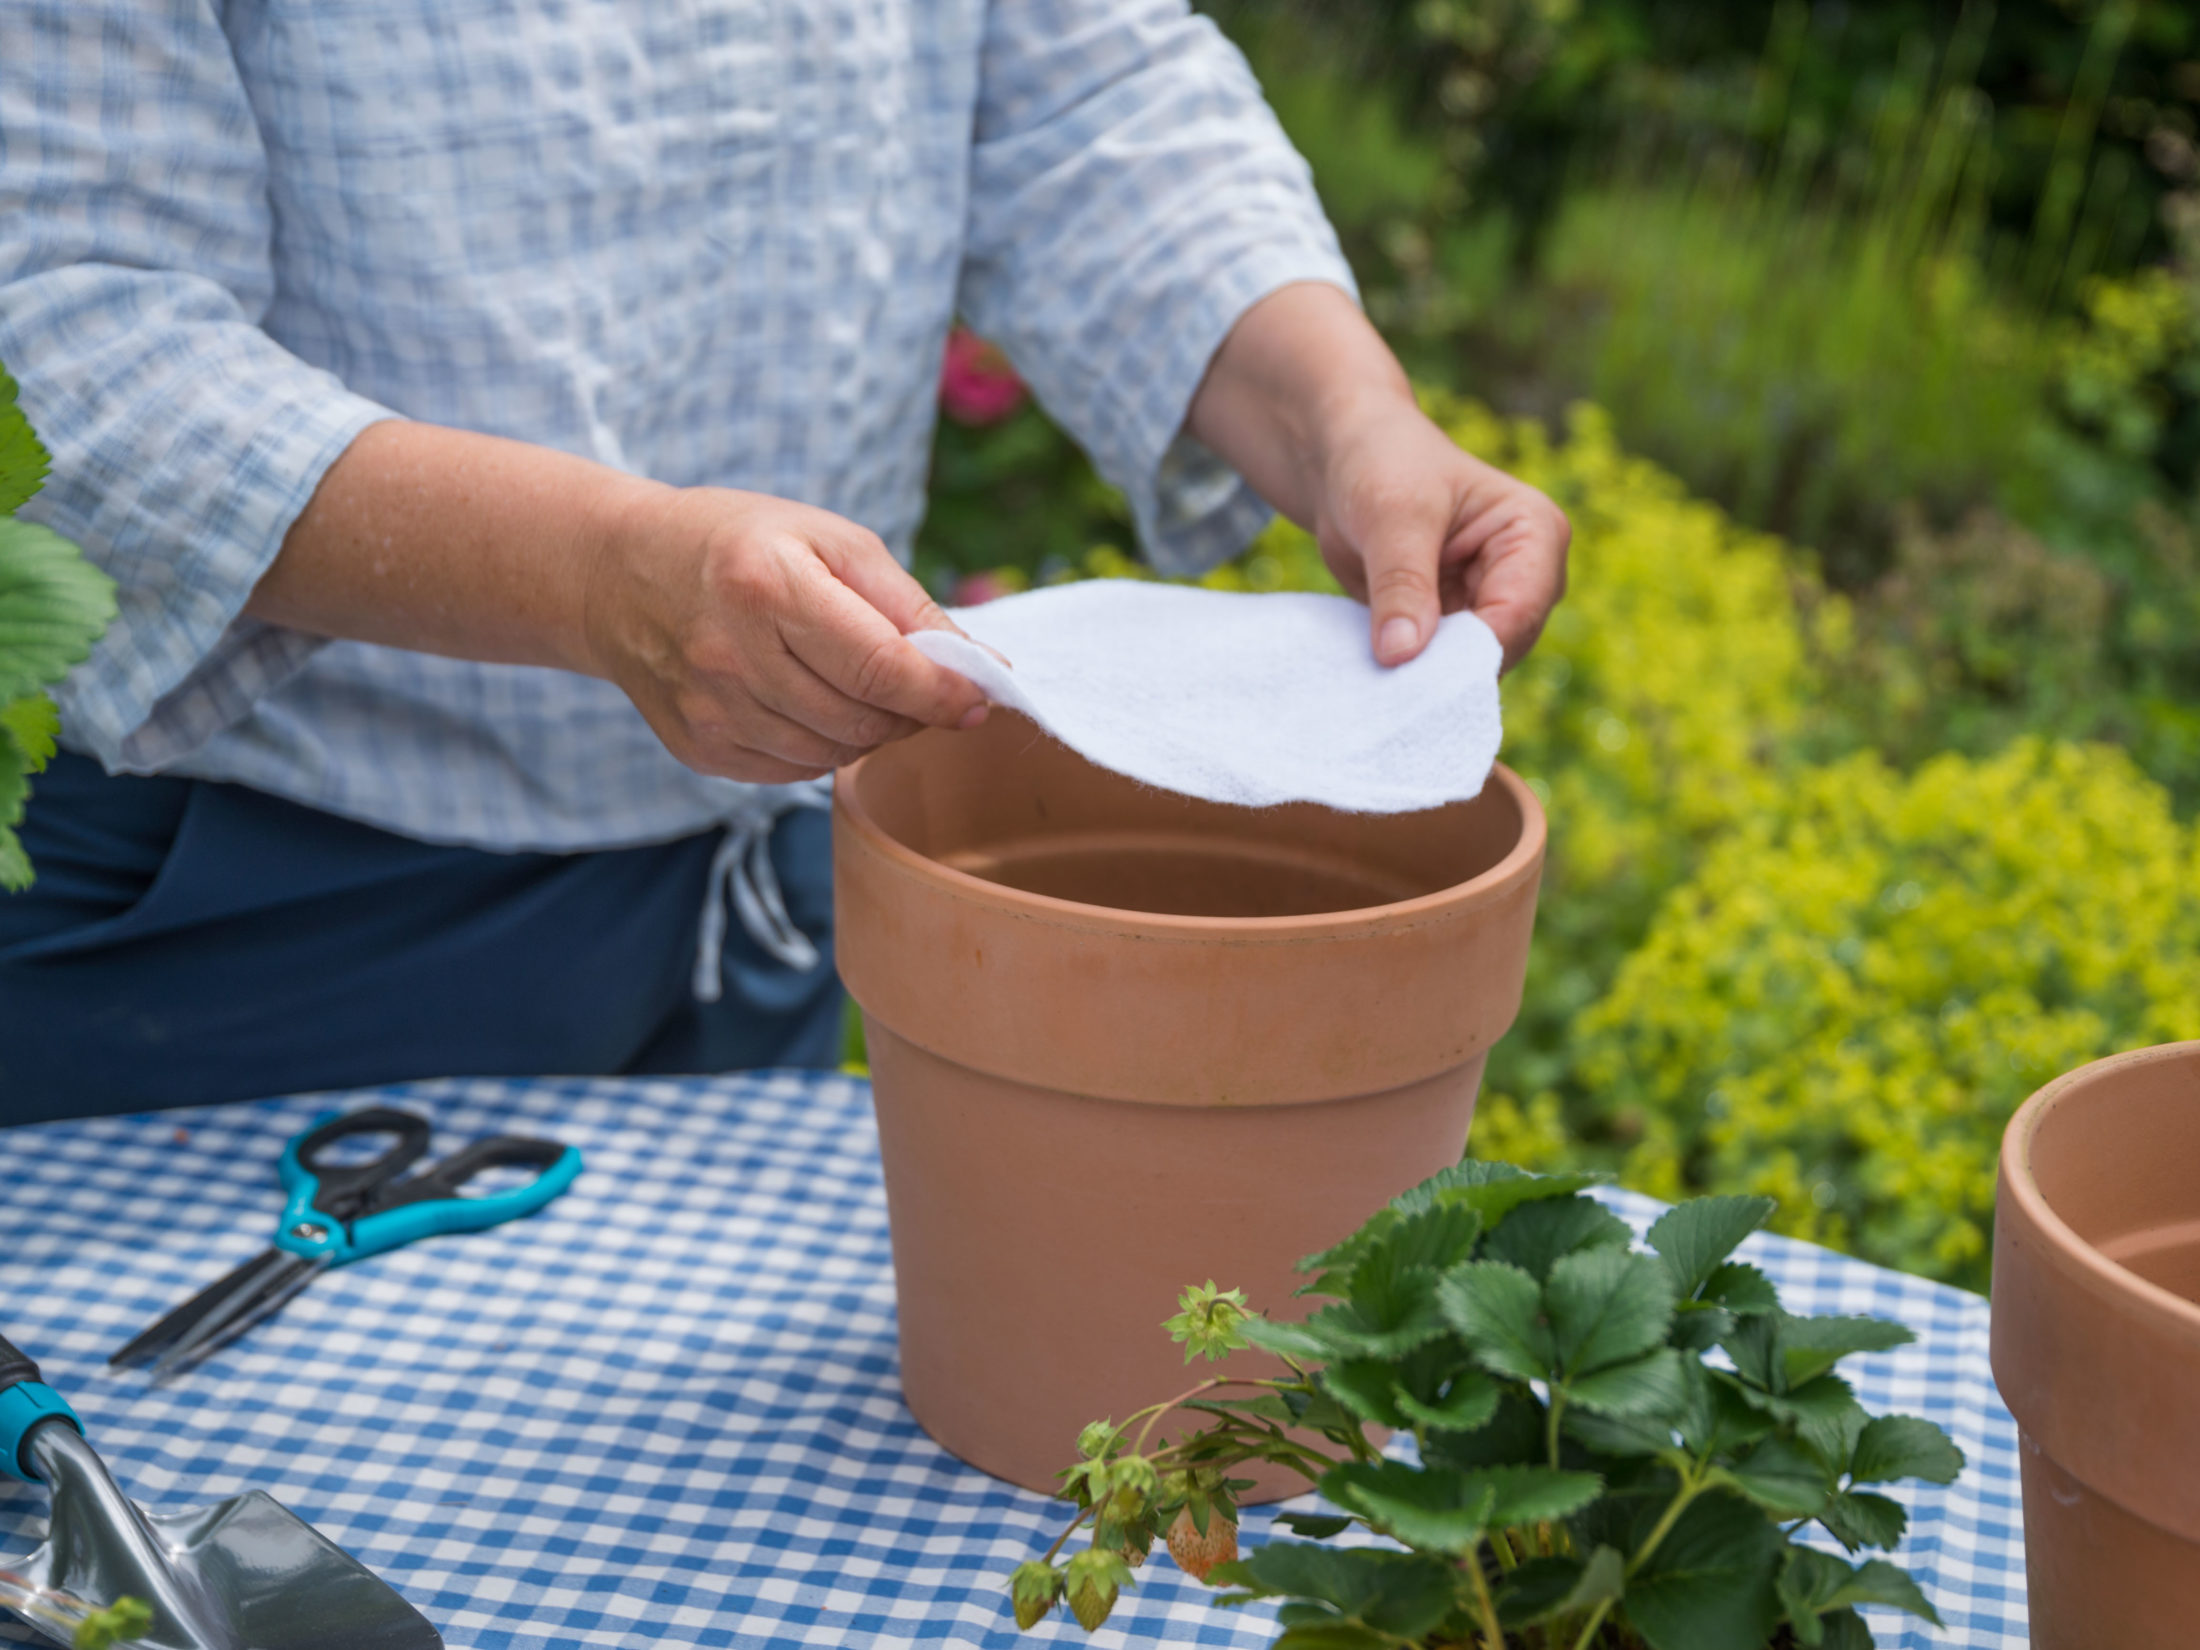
[0,1074,2026,1648]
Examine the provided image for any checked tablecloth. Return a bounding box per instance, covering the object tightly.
[0,1073,2027,1648]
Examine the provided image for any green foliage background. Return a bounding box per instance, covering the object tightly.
[917,2,2200,1292]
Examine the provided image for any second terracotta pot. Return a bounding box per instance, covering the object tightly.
[1992,1040,2200,1646]
[834,712,1545,1496]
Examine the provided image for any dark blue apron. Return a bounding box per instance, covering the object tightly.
[0,753,841,1125]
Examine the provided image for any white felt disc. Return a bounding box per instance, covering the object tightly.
[906,581,1502,813]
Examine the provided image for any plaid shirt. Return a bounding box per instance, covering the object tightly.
[1,0,1351,851]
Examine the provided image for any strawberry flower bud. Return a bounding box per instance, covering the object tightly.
[1163,1281,1252,1363]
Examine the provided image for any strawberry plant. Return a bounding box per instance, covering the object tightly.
[1010,1161,1962,1649]
[0,360,117,889]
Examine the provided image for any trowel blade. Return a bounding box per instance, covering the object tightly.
[5,1426,440,1650]
[145,1491,442,1650]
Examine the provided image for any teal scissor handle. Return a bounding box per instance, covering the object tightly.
[273,1109,583,1266]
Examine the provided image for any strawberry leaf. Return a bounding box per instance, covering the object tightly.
[1565,1348,1691,1419]
[1209,1543,1459,1641]
[1322,1460,1600,1554]
[1394,1368,1500,1435]
[1817,1489,1909,1552]
[1622,1490,1785,1650]
[1481,1194,1632,1282]
[1848,1415,1964,1486]
[1703,1262,1782,1317]
[1437,1260,1553,1382]
[1719,1433,1834,1518]
[1545,1247,1676,1376]
[1647,1195,1777,1297]
[1779,1315,1914,1387]
[1496,1544,1626,1628]
[1395,1160,1608,1227]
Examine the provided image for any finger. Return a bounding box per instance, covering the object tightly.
[684,697,862,774]
[682,743,837,785]
[780,558,990,727]
[1452,498,1570,672]
[1357,511,1446,667]
[750,643,927,750]
[812,521,966,639]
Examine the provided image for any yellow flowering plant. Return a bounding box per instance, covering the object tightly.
[1578,740,2200,1289]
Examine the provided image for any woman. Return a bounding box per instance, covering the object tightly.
[0,0,1568,1123]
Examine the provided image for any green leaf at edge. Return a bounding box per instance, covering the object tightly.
[0,362,52,517]
[0,516,119,705]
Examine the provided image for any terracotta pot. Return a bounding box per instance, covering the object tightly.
[834,711,1545,1496]
[1991,1040,2200,1646]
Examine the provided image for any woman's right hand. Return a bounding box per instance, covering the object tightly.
[255,421,988,787]
[583,485,989,784]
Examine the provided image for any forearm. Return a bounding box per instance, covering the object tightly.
[245,420,663,678]
[1185,282,1414,527]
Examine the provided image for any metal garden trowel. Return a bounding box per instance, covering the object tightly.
[0,1331,441,1650]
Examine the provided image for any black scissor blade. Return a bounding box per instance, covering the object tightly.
[148,1252,326,1386]
[110,1247,294,1369]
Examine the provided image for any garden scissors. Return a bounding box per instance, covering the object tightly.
[109,1107,583,1384]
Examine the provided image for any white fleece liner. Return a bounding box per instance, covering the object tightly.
[907,581,1502,813]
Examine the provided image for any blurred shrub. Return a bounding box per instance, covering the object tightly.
[1208,0,2200,329]
[1530,181,2066,578]
[2059,254,2200,492]
[1829,501,2200,809]
[1577,739,2200,1290]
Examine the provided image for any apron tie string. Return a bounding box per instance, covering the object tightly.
[693,779,833,1002]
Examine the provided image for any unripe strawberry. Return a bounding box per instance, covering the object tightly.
[1064,1549,1133,1631]
[1166,1505,1239,1581]
[1009,1561,1062,1630]
[1097,1512,1153,1568]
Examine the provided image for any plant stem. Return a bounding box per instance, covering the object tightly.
[1130,1376,1252,1454]
[1464,1548,1507,1650]
[1566,1457,1711,1650]
[1623,1464,1707,1578]
[1566,1600,1612,1650]
[1040,1506,1098,1564]
[1544,1392,1567,1470]
[1488,1528,1520,1573]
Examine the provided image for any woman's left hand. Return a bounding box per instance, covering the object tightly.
[1187,281,1569,671]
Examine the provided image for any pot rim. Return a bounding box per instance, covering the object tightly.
[833,749,1548,940]
[2000,1040,2200,1340]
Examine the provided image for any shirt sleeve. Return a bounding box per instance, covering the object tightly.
[0,1,397,774]
[957,0,1359,577]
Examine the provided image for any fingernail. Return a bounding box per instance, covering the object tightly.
[958,704,990,730]
[1378,617,1420,662]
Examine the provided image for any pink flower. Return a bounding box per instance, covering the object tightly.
[939,327,1027,425]
[952,570,1020,607]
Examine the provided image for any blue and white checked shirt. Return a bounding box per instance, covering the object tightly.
[0,0,1353,853]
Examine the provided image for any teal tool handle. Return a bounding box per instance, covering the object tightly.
[275,1128,582,1265]
[0,1330,82,1483]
